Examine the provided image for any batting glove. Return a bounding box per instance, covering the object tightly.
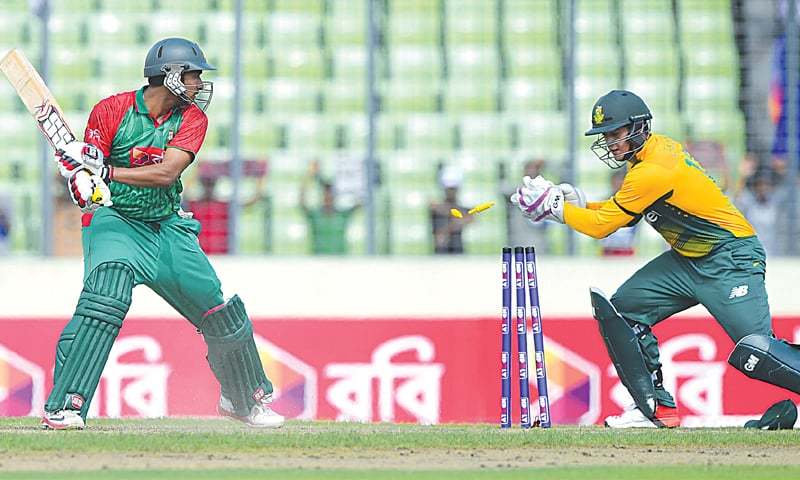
[55,141,113,184]
[67,171,112,213]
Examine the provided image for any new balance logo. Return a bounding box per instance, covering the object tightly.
[729,285,749,299]
[744,354,760,372]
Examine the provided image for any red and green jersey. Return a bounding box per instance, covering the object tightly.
[83,86,208,222]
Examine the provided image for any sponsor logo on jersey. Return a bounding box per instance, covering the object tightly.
[130,146,164,167]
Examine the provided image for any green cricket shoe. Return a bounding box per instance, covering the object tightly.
[744,399,797,430]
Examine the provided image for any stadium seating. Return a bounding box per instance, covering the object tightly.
[0,0,746,255]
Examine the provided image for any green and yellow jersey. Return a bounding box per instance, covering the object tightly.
[565,134,755,257]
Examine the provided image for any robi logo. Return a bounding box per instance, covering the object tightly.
[253,335,317,420]
[130,146,164,167]
[0,344,45,416]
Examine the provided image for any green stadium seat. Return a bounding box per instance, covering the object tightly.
[679,0,733,41]
[684,44,737,77]
[273,0,323,14]
[683,75,737,111]
[270,211,310,254]
[284,115,338,152]
[383,152,440,182]
[503,0,557,47]
[502,78,560,112]
[244,17,268,48]
[324,81,366,114]
[389,0,441,17]
[389,45,443,80]
[386,15,440,46]
[653,112,686,141]
[0,13,38,47]
[444,1,497,45]
[443,80,497,113]
[625,47,679,77]
[381,79,441,113]
[331,46,366,80]
[265,79,321,113]
[625,76,679,114]
[451,152,498,184]
[448,46,498,81]
[576,0,615,44]
[576,45,620,77]
[268,152,305,182]
[240,114,282,156]
[506,47,560,78]
[271,47,325,79]
[404,114,456,151]
[242,50,270,79]
[510,113,567,157]
[267,12,321,48]
[458,115,512,153]
[240,0,269,13]
[326,6,366,48]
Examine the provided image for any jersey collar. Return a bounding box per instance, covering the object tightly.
[135,86,175,128]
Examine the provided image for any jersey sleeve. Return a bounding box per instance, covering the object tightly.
[167,105,208,158]
[564,163,674,239]
[83,96,128,157]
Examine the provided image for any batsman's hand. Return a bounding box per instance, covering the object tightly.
[509,175,565,223]
[67,171,112,213]
[55,141,113,183]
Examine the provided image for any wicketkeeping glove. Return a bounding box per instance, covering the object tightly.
[509,175,565,223]
[558,183,587,208]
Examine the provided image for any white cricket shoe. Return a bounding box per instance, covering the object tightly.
[218,396,285,428]
[41,410,85,430]
[604,403,680,429]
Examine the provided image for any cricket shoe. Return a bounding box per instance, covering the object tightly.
[218,396,285,428]
[41,410,85,430]
[604,403,680,429]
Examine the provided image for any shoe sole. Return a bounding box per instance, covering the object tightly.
[218,406,284,429]
[41,416,85,430]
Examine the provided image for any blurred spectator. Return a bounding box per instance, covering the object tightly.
[187,175,230,254]
[499,158,549,252]
[186,161,267,255]
[0,191,11,255]
[735,170,782,256]
[601,169,638,256]
[52,174,83,257]
[732,152,759,198]
[685,140,731,192]
[300,160,359,255]
[430,165,472,254]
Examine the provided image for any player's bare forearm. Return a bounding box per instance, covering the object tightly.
[112,148,193,188]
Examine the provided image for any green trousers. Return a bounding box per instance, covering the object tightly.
[610,236,772,407]
[82,207,224,323]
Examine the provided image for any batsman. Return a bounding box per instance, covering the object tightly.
[511,90,800,428]
[43,38,283,429]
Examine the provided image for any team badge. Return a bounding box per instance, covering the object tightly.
[593,105,604,125]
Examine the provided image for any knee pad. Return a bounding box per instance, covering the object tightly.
[45,262,134,418]
[729,334,800,394]
[201,295,271,416]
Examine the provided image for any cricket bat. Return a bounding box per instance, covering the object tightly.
[0,48,104,203]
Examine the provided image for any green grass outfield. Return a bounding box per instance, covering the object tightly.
[2,417,799,479]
